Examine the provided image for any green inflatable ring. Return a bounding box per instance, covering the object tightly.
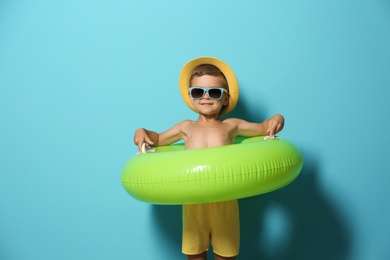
[121,136,303,205]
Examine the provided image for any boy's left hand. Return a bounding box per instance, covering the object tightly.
[267,114,284,137]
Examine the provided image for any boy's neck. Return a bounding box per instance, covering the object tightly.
[196,113,222,123]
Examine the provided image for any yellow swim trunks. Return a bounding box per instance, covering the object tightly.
[182,200,240,257]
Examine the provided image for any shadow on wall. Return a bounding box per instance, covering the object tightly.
[220,96,268,123]
[238,155,352,260]
[151,98,352,259]
[151,154,352,260]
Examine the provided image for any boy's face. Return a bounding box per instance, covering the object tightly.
[189,75,229,115]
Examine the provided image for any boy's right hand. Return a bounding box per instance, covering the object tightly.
[134,128,155,152]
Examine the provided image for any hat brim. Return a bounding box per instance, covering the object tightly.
[179,57,239,116]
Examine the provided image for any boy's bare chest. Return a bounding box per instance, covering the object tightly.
[183,123,235,149]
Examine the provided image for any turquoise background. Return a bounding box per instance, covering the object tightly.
[1,0,389,259]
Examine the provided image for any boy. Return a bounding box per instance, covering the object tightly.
[134,57,284,260]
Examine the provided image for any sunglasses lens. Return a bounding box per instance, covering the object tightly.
[208,89,222,99]
[191,88,204,99]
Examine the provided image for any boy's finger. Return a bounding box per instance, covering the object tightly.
[145,136,154,145]
[267,127,274,137]
[137,142,144,152]
[268,122,276,137]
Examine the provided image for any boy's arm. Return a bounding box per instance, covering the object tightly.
[133,122,186,152]
[235,114,285,137]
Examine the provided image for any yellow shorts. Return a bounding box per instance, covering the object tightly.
[182,200,240,257]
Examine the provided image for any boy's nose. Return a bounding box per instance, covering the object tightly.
[202,92,211,99]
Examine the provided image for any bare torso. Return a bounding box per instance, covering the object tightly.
[154,115,271,151]
[180,118,238,150]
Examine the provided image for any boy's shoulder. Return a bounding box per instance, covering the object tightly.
[222,117,254,127]
[173,119,194,128]
[222,117,243,123]
[178,119,195,124]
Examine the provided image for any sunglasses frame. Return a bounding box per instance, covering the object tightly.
[189,87,228,101]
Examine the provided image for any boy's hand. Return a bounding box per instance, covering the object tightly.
[267,114,284,137]
[134,128,154,152]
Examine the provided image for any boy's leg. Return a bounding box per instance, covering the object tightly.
[209,200,240,258]
[214,254,235,260]
[182,204,210,256]
[187,252,207,260]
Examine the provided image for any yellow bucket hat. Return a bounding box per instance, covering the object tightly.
[179,56,239,115]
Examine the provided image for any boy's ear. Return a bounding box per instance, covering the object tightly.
[223,94,229,105]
